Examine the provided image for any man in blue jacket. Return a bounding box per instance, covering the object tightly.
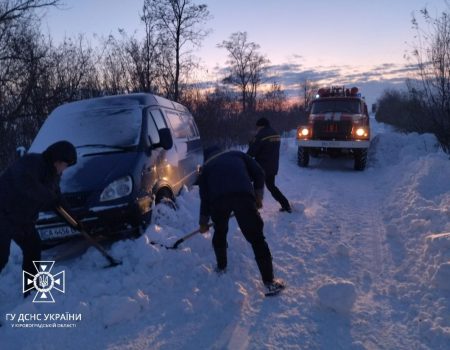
[248,117,291,213]
[0,141,77,285]
[198,146,285,295]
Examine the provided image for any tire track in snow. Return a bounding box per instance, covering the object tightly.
[313,166,413,349]
[266,144,410,349]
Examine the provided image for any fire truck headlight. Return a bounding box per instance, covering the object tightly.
[301,128,309,137]
[355,128,366,137]
[297,127,310,139]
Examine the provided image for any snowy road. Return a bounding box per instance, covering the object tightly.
[244,138,400,349]
[1,121,450,350]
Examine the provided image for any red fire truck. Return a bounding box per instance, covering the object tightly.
[296,86,370,170]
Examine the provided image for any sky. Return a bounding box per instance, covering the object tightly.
[41,0,448,106]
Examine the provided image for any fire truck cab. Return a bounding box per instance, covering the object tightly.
[297,86,370,170]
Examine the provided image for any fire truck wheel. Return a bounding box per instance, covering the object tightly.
[354,149,368,171]
[297,147,310,167]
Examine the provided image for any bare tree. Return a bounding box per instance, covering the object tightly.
[218,31,269,113]
[411,5,450,150]
[299,78,319,109]
[260,82,286,112]
[137,4,164,93]
[142,0,210,101]
[0,0,60,24]
[46,36,98,105]
[0,1,62,168]
[0,0,61,115]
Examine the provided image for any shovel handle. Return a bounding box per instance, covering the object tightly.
[171,213,235,249]
[55,206,121,267]
[171,228,203,249]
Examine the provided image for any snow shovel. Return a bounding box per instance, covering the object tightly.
[148,223,210,250]
[169,213,235,250]
[169,225,209,249]
[55,206,122,268]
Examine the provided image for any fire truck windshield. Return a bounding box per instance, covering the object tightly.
[311,99,361,114]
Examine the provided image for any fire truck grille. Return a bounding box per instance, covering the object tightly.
[313,120,353,140]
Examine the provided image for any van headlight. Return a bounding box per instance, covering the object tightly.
[100,176,133,202]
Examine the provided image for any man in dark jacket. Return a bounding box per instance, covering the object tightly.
[247,117,291,213]
[0,141,77,283]
[198,146,285,295]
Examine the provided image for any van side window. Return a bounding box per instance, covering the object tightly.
[150,109,167,130]
[166,111,189,138]
[147,112,160,144]
[180,113,198,137]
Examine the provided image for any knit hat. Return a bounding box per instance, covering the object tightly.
[256,117,270,127]
[43,141,77,166]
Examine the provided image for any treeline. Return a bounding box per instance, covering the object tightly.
[375,6,450,152]
[190,86,306,148]
[0,0,308,171]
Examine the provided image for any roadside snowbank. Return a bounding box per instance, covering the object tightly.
[375,132,450,346]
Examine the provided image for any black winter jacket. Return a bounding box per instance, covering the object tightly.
[198,148,265,222]
[0,154,62,227]
[247,126,281,176]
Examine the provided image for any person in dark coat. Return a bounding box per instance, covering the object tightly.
[247,117,291,213]
[198,146,285,294]
[0,141,77,283]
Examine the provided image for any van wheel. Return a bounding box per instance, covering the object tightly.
[155,188,177,210]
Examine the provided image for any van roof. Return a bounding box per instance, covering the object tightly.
[53,93,189,114]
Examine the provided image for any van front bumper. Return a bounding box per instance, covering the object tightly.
[36,197,152,243]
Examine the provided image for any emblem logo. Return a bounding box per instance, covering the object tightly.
[23,261,65,303]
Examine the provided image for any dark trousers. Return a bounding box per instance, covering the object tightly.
[210,194,274,284]
[0,214,41,276]
[265,174,290,209]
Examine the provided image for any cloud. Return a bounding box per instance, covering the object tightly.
[266,61,419,106]
[268,64,342,85]
[207,60,418,107]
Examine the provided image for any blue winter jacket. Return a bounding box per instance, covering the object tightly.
[0,154,61,227]
[247,125,281,176]
[198,147,265,222]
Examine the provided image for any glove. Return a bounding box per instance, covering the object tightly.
[199,224,209,234]
[199,215,210,233]
[255,188,264,209]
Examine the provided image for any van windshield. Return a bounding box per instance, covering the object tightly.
[30,107,142,153]
[311,99,361,114]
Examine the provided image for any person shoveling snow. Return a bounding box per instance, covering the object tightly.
[197,146,285,296]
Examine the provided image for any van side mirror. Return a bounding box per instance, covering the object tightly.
[157,128,173,150]
[16,146,26,157]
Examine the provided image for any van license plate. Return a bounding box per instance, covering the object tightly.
[38,226,79,240]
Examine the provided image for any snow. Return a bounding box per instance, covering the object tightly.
[317,280,357,313]
[1,117,450,349]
